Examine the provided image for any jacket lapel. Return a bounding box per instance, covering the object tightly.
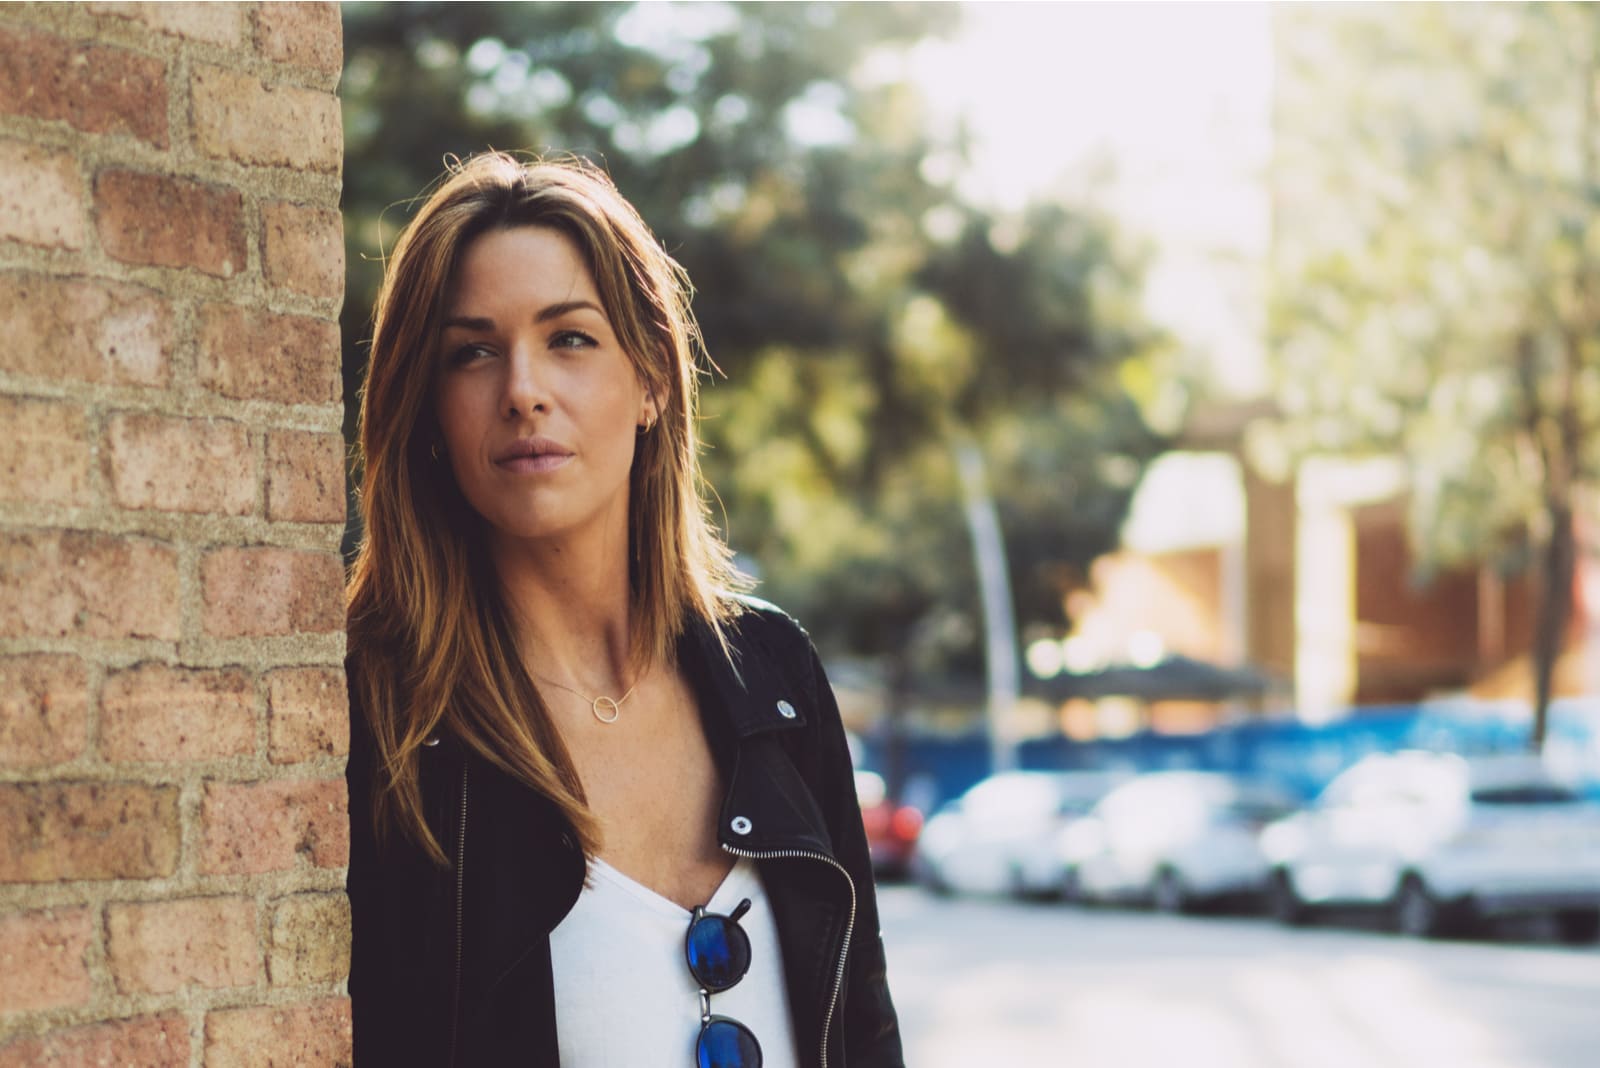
[682,613,832,854]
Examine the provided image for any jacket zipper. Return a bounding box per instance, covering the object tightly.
[722,844,856,1068]
[449,764,469,1068]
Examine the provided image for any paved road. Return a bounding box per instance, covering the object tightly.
[876,886,1600,1068]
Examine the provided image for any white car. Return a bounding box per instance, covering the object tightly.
[913,770,1127,897]
[1260,750,1600,941]
[1058,771,1299,912]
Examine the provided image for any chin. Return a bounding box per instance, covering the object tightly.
[463,485,631,548]
[482,512,570,543]
[481,505,613,547]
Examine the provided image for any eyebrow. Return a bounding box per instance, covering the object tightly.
[441,300,606,331]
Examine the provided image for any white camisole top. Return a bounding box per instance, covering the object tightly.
[549,855,800,1067]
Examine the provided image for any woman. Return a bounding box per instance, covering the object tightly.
[345,152,902,1068]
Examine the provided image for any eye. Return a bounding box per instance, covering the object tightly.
[551,330,598,351]
[445,342,495,367]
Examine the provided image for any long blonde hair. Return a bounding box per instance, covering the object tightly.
[348,153,742,862]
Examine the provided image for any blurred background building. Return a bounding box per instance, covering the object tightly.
[989,2,1600,758]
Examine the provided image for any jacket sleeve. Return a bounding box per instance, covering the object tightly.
[345,680,398,1064]
[345,677,453,1067]
[345,678,416,1066]
[803,643,906,1068]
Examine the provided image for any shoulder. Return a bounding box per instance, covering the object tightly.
[720,594,825,685]
[711,595,849,739]
[722,593,815,652]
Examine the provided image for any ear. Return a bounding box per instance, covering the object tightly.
[638,391,660,432]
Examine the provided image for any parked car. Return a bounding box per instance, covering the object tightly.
[855,770,923,880]
[1260,750,1600,941]
[914,770,1128,897]
[1058,770,1299,912]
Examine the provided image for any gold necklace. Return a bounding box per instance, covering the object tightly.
[533,672,636,724]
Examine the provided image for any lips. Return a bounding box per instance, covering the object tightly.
[493,436,573,473]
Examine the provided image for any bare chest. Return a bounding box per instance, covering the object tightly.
[559,688,732,909]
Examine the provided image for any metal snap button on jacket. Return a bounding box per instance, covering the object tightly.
[730,816,753,835]
[776,699,797,719]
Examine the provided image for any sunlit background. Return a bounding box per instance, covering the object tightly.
[340,3,1600,1063]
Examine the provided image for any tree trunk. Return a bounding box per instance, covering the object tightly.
[955,440,1020,774]
[1531,499,1575,753]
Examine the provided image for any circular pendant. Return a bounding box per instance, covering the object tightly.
[591,695,621,724]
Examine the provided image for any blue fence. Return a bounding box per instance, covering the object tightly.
[860,698,1600,809]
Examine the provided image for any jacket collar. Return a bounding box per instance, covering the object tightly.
[682,605,811,740]
[681,605,839,858]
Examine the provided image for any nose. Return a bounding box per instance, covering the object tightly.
[502,344,549,421]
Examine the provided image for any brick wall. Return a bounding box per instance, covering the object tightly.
[0,4,350,1064]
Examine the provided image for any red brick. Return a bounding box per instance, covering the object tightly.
[205,998,351,1068]
[265,430,345,524]
[267,667,348,764]
[106,897,259,994]
[0,141,87,250]
[0,783,179,883]
[198,304,340,405]
[0,396,92,508]
[0,654,88,769]
[201,546,343,638]
[0,25,167,147]
[0,273,172,387]
[95,170,245,277]
[268,893,350,985]
[91,1,245,46]
[0,530,180,641]
[255,3,342,79]
[106,412,256,516]
[199,778,347,875]
[0,907,94,1014]
[0,1013,189,1068]
[191,65,340,173]
[261,200,343,300]
[101,662,255,764]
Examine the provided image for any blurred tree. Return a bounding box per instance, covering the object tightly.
[341,1,958,425]
[1270,3,1600,749]
[341,2,1167,743]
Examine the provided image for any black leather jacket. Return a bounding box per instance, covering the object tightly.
[346,600,904,1067]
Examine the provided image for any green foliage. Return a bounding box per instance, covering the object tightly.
[1271,3,1600,741]
[341,2,956,396]
[340,1,1166,676]
[1272,2,1600,568]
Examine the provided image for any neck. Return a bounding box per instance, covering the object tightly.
[489,525,638,693]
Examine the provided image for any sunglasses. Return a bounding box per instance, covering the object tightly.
[685,897,763,1068]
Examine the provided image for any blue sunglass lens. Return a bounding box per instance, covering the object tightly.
[697,1017,762,1068]
[686,916,751,991]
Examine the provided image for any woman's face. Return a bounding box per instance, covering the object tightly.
[433,225,657,551]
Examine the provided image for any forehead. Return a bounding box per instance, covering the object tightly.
[446,225,600,312]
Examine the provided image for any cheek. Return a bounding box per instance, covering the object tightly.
[434,381,482,453]
[435,388,490,511]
